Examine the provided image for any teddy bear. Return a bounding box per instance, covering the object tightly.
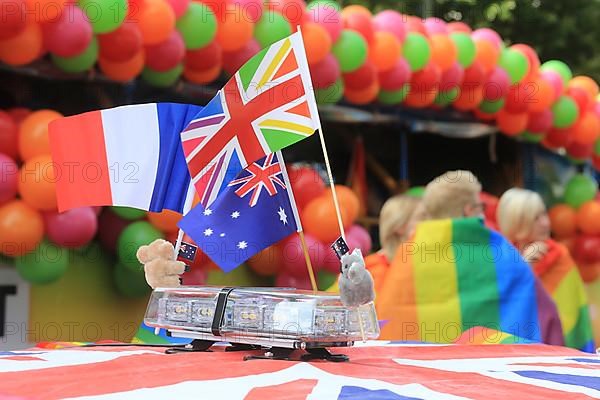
[338,249,375,307]
[136,239,187,288]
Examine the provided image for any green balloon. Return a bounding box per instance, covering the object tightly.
[332,30,368,73]
[402,33,430,72]
[378,86,409,105]
[479,98,505,114]
[176,3,217,50]
[254,11,292,48]
[315,79,344,105]
[16,240,69,284]
[564,174,598,208]
[434,88,459,107]
[79,0,127,34]
[52,37,98,73]
[521,131,545,143]
[206,264,270,286]
[317,270,337,291]
[540,60,572,86]
[499,48,528,84]
[450,33,475,68]
[111,206,146,220]
[114,262,151,298]
[307,0,340,11]
[594,138,600,156]
[142,64,183,88]
[406,186,425,197]
[117,221,163,269]
[552,95,579,128]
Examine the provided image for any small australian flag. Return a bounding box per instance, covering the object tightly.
[177,242,197,262]
[331,236,350,260]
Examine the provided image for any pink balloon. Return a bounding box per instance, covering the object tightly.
[0,154,18,205]
[232,0,263,23]
[310,54,340,89]
[527,109,553,133]
[423,17,447,36]
[222,39,260,75]
[439,62,464,91]
[276,270,313,290]
[346,225,372,254]
[378,58,411,91]
[166,0,190,18]
[372,10,406,42]
[483,67,510,101]
[145,31,185,72]
[42,5,93,57]
[44,207,98,248]
[279,234,324,278]
[306,4,342,42]
[540,70,564,101]
[471,28,502,50]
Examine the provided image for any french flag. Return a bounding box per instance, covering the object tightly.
[49,103,202,213]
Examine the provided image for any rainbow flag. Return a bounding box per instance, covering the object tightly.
[454,326,536,345]
[534,240,594,352]
[376,217,564,346]
[131,322,191,345]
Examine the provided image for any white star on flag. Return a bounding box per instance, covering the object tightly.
[231,211,240,219]
[203,208,213,216]
[203,228,213,236]
[220,233,226,237]
[277,207,288,225]
[237,241,248,250]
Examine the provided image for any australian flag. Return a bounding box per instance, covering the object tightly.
[178,151,301,272]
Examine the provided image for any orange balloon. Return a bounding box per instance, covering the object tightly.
[302,22,332,66]
[344,80,379,105]
[19,109,63,161]
[576,201,600,235]
[496,109,528,136]
[569,76,599,100]
[184,64,222,84]
[0,200,44,257]
[248,245,282,276]
[0,22,43,66]
[404,89,437,108]
[528,76,554,113]
[369,31,401,72]
[216,4,254,52]
[429,34,457,72]
[99,51,145,82]
[572,112,600,145]
[147,209,182,233]
[578,261,600,283]
[453,85,484,111]
[474,39,499,74]
[549,204,577,238]
[341,4,371,18]
[302,197,349,243]
[18,154,58,211]
[137,0,176,45]
[324,185,359,226]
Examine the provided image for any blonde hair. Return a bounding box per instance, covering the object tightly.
[379,195,421,261]
[423,170,482,219]
[497,188,546,243]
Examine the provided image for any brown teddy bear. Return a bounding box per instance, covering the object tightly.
[136,239,186,288]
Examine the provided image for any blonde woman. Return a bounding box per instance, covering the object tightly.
[497,188,594,351]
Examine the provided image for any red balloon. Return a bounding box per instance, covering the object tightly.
[145,30,185,71]
[181,265,207,285]
[505,84,530,113]
[0,154,18,205]
[310,54,340,89]
[0,0,26,40]
[527,109,553,133]
[343,11,374,43]
[275,270,313,290]
[439,62,464,91]
[222,39,260,76]
[287,165,325,210]
[410,63,441,93]
[279,234,324,278]
[566,87,590,114]
[98,22,143,62]
[566,141,594,160]
[41,5,92,57]
[544,127,573,148]
[343,60,376,90]
[0,110,19,160]
[379,58,411,91]
[166,0,190,18]
[483,67,510,101]
[97,208,130,253]
[44,207,98,248]
[186,40,221,70]
[462,61,485,87]
[7,107,30,123]
[574,235,600,264]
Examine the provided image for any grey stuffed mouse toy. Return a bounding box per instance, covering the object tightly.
[338,248,375,307]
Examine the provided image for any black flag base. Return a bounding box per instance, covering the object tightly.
[243,347,349,363]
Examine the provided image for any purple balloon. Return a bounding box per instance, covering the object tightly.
[423,17,447,36]
[379,58,411,91]
[310,54,340,89]
[44,207,98,248]
[527,109,553,133]
[145,31,185,72]
[0,154,18,205]
[540,70,564,101]
[439,62,464,90]
[483,67,510,101]
[346,225,372,254]
[373,10,407,42]
[42,5,93,57]
[471,28,502,50]
[306,4,342,42]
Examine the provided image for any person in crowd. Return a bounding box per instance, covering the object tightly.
[497,188,594,351]
[376,170,564,346]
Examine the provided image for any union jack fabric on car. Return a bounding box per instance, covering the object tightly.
[1,341,599,399]
[181,32,321,208]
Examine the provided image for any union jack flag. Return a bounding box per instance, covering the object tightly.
[2,342,599,398]
[229,153,286,207]
[181,32,321,208]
